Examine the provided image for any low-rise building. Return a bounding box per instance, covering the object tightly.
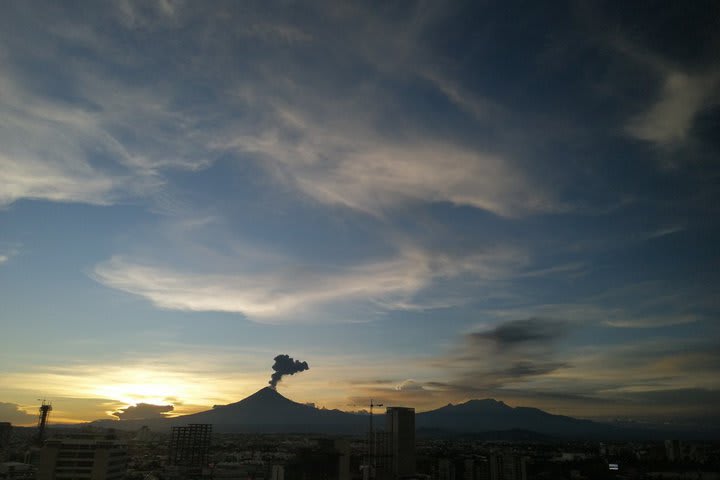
[37,433,127,480]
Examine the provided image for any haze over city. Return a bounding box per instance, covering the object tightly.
[1,0,719,430]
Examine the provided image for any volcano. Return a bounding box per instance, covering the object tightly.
[174,387,366,433]
[89,387,689,439]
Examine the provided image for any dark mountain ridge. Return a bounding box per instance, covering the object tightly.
[85,387,714,439]
[178,387,366,433]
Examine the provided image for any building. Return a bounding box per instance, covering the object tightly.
[386,407,416,478]
[318,438,350,480]
[271,464,285,480]
[169,424,212,468]
[437,458,455,480]
[36,433,127,480]
[368,429,392,479]
[211,462,265,479]
[665,440,683,462]
[0,462,35,480]
[286,438,349,480]
[0,423,11,451]
[488,454,526,480]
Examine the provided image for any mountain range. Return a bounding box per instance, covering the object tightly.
[87,387,687,439]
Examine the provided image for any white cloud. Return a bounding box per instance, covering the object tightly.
[0,66,122,206]
[114,0,185,30]
[420,69,505,122]
[221,103,560,218]
[91,246,525,323]
[626,71,720,146]
[0,35,214,208]
[0,154,118,207]
[610,33,720,147]
[603,313,699,328]
[0,244,20,265]
[0,3,564,217]
[292,144,552,217]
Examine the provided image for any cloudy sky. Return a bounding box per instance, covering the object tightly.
[1,0,719,426]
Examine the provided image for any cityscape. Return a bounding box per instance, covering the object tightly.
[1,389,719,479]
[2,1,720,479]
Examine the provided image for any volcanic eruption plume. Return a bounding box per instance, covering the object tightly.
[269,354,310,388]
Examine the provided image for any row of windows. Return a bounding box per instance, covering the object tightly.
[56,461,93,467]
[55,468,93,474]
[58,452,95,459]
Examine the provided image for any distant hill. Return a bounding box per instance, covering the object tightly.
[415,399,617,438]
[88,387,713,439]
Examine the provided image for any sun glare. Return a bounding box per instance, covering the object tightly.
[90,368,201,409]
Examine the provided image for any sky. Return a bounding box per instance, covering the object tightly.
[1,0,719,427]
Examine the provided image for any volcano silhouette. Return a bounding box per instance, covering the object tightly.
[176,387,366,433]
[88,387,677,439]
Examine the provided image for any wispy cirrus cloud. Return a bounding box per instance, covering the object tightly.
[226,117,560,217]
[484,277,714,330]
[0,64,123,206]
[0,14,216,208]
[625,70,720,147]
[91,245,526,323]
[0,1,563,219]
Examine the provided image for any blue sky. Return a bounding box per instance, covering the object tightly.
[1,0,719,425]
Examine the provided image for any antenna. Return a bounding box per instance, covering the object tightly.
[36,399,52,446]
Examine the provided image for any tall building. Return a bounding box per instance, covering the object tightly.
[664,440,682,462]
[271,464,285,480]
[488,454,525,480]
[286,439,349,480]
[169,424,212,468]
[371,430,392,474]
[437,458,455,480]
[36,433,127,480]
[386,407,415,478]
[318,438,350,480]
[0,423,11,451]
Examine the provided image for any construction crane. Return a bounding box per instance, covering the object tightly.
[36,399,52,446]
[368,399,383,470]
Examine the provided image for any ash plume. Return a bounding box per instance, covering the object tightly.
[269,354,309,388]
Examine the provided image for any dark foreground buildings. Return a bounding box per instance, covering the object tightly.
[36,433,128,480]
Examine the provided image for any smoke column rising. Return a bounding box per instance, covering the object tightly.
[269,354,310,388]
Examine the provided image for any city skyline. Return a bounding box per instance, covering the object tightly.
[1,1,719,427]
